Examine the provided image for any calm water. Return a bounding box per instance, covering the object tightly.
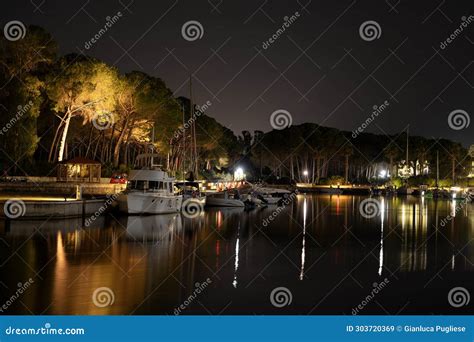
[0,194,473,315]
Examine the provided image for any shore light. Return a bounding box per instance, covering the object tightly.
[234,167,245,181]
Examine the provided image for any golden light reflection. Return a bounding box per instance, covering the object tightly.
[378,197,385,276]
[299,196,307,280]
[232,223,240,288]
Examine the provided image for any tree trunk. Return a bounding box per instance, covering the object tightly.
[345,155,349,183]
[57,111,72,162]
[452,158,456,182]
[113,119,129,167]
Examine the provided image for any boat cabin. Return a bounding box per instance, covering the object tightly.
[128,169,175,193]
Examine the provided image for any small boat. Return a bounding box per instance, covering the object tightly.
[451,191,469,200]
[205,189,245,207]
[175,181,206,207]
[432,188,450,199]
[250,186,292,205]
[118,168,183,214]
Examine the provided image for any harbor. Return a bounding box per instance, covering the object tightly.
[0,0,473,321]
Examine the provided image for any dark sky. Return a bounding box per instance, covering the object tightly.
[2,0,473,146]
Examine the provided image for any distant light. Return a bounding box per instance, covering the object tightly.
[421,191,425,196]
[234,167,245,181]
[379,170,387,178]
[303,170,309,176]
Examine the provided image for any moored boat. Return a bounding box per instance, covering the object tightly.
[205,189,245,207]
[175,181,206,207]
[118,168,183,214]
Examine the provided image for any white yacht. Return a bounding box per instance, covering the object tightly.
[118,168,183,214]
[206,189,245,207]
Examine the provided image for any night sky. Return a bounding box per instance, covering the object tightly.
[2,0,473,146]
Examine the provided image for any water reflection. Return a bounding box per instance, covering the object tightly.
[0,195,472,314]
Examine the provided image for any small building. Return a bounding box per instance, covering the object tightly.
[57,157,101,183]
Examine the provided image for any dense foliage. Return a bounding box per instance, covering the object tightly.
[0,26,471,185]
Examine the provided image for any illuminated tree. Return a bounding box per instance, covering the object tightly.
[46,55,119,162]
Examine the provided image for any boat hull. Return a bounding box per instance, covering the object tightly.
[182,195,207,207]
[118,192,183,214]
[205,196,245,207]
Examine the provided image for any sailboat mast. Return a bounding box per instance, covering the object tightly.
[182,104,186,178]
[189,74,198,178]
[151,125,155,168]
[436,150,439,187]
[406,125,409,165]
